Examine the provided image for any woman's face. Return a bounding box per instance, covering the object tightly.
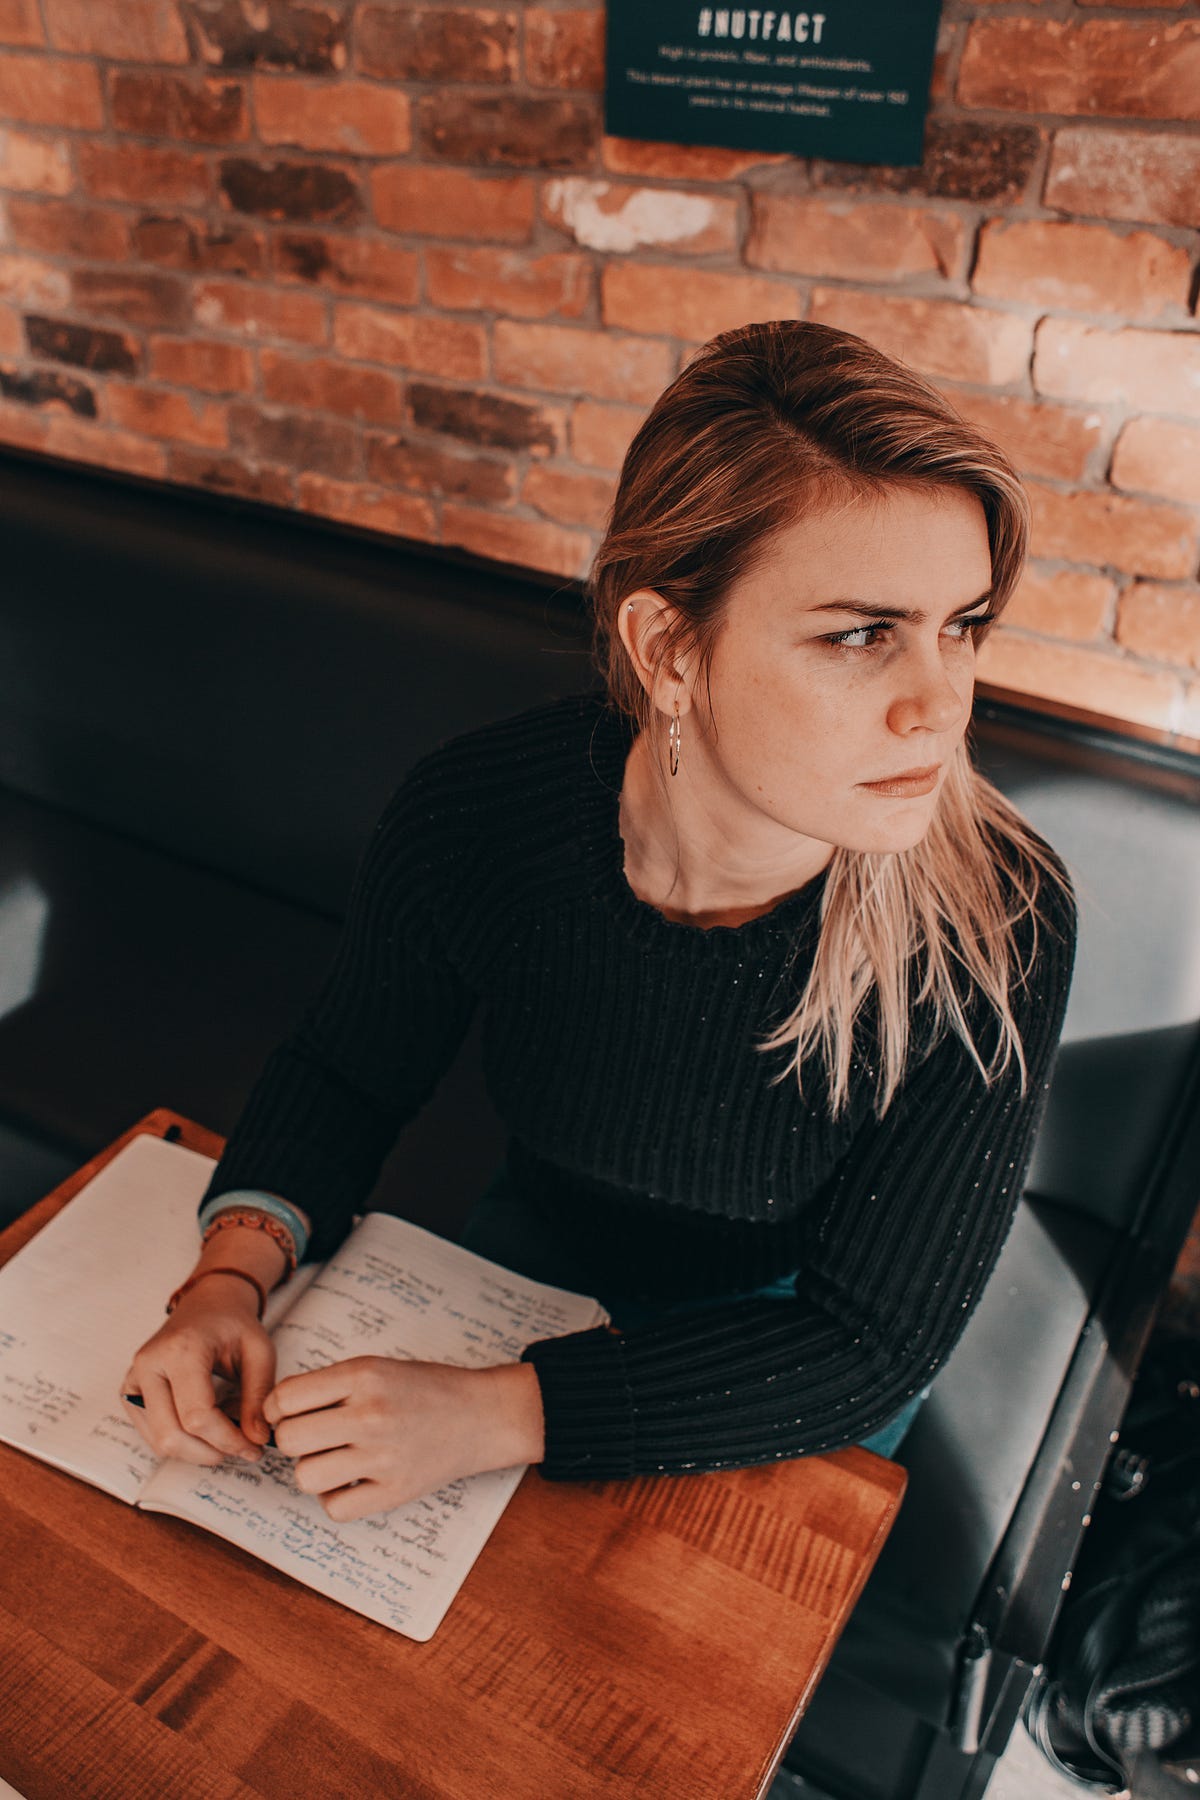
[684,484,995,858]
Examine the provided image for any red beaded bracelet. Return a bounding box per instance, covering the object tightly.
[201,1207,298,1274]
[166,1266,268,1321]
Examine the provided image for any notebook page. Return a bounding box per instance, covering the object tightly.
[0,1136,218,1500]
[0,1136,311,1502]
[140,1212,607,1641]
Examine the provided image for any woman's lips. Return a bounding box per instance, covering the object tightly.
[858,766,941,798]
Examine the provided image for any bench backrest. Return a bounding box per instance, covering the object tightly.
[2,450,1197,1242]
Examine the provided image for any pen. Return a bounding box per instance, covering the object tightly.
[123,1391,277,1449]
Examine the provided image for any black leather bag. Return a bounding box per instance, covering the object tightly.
[1026,1335,1200,1792]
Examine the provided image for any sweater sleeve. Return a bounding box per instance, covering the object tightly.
[523,874,1077,1479]
[201,763,479,1259]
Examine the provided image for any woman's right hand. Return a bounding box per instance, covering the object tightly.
[123,1271,278,1465]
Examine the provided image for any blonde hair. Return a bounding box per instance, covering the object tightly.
[590,320,1069,1116]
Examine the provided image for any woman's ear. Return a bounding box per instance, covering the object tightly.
[617,590,697,719]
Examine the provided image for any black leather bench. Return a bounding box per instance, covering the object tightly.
[1,447,1197,1800]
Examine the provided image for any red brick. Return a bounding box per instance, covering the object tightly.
[71,268,190,331]
[545,179,738,257]
[260,347,404,426]
[366,432,516,504]
[944,388,1105,484]
[1027,480,1200,580]
[809,290,1032,388]
[110,73,247,144]
[1077,0,1187,7]
[570,399,645,472]
[0,129,72,196]
[1034,319,1200,420]
[0,399,50,449]
[928,18,959,105]
[494,320,675,405]
[814,121,1042,206]
[45,0,187,60]
[602,137,785,181]
[972,220,1189,322]
[6,198,130,261]
[43,413,169,479]
[441,502,591,578]
[356,8,517,83]
[0,0,43,46]
[103,381,228,448]
[229,400,359,476]
[274,233,419,305]
[977,630,1183,731]
[424,247,589,320]
[254,76,411,156]
[1111,418,1200,507]
[185,1,347,74]
[0,361,94,413]
[131,213,265,276]
[79,143,210,208]
[25,313,141,375]
[1116,582,1200,670]
[220,159,359,224]
[0,54,103,129]
[0,253,69,309]
[524,9,604,90]
[747,196,966,282]
[407,382,564,457]
[417,94,596,171]
[296,472,437,541]
[0,304,22,354]
[1003,565,1114,642]
[958,20,1200,121]
[1044,127,1200,230]
[603,264,801,343]
[333,305,487,380]
[372,166,534,243]
[167,444,294,507]
[193,279,328,346]
[522,464,613,531]
[149,334,254,393]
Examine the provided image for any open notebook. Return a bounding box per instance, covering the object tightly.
[0,1135,606,1642]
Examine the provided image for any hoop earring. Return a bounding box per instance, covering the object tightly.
[668,705,681,778]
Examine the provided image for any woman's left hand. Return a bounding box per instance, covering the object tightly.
[262,1357,546,1523]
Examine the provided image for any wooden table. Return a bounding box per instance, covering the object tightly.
[0,1111,906,1800]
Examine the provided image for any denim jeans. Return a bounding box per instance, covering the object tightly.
[461,1171,928,1462]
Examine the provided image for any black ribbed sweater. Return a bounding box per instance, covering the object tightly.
[204,695,1076,1480]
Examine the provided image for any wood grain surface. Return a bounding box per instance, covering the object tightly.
[0,1111,906,1800]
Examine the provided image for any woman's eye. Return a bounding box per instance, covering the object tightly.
[826,624,890,652]
[944,613,995,641]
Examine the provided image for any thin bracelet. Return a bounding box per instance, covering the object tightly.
[166,1267,268,1321]
[202,1208,297,1274]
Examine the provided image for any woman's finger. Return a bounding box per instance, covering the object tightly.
[166,1357,261,1461]
[234,1329,277,1446]
[265,1359,362,1424]
[273,1402,354,1461]
[129,1370,225,1467]
[292,1444,368,1499]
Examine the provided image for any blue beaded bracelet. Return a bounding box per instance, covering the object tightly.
[198,1189,312,1265]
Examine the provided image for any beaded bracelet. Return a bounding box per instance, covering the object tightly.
[167,1266,268,1320]
[198,1190,311,1264]
[201,1207,298,1274]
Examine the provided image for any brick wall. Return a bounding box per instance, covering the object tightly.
[0,1,1198,746]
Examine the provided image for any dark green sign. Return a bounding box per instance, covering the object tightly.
[605,4,943,168]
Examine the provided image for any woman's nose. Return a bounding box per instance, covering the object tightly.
[886,648,971,738]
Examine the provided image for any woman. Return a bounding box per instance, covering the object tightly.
[125,320,1076,1522]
